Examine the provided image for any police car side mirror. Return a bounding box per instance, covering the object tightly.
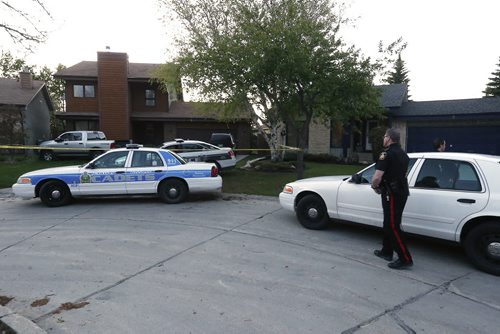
[54,138,63,143]
[350,173,362,184]
[86,162,96,169]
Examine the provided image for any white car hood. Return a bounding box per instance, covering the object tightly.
[22,165,83,177]
[291,175,349,185]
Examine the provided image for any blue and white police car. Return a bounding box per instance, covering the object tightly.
[12,145,222,207]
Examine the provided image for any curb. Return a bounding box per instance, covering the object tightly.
[0,306,46,334]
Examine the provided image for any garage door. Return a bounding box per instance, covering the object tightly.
[407,125,500,155]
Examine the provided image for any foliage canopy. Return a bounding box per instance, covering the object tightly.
[158,0,383,177]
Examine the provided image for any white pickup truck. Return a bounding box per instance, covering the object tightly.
[39,131,115,161]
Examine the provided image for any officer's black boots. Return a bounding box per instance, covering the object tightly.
[374,249,393,261]
[387,259,413,269]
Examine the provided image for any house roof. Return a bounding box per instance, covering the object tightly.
[396,97,500,117]
[376,83,408,108]
[54,61,162,79]
[0,77,52,109]
[130,101,252,121]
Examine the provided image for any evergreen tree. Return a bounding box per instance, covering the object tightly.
[386,53,410,85]
[483,56,500,97]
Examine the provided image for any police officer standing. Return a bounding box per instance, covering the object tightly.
[371,128,413,269]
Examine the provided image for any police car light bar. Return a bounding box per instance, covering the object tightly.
[126,144,143,149]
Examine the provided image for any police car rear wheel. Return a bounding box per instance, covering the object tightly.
[159,179,187,204]
[464,221,500,276]
[296,194,329,230]
[39,181,72,207]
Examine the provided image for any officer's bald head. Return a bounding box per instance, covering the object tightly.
[385,128,400,143]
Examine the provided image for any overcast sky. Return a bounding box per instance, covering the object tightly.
[6,0,500,101]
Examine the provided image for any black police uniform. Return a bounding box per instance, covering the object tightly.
[375,143,412,264]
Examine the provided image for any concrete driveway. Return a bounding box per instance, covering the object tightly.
[0,190,499,333]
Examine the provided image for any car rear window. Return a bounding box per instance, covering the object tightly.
[414,159,481,191]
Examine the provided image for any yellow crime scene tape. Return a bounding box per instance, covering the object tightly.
[0,145,105,151]
[0,145,302,152]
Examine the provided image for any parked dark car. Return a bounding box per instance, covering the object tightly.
[210,133,235,149]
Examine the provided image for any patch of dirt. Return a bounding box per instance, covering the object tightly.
[54,301,89,314]
[0,296,13,306]
[31,297,50,307]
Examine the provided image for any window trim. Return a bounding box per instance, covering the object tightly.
[73,84,95,98]
[145,89,156,107]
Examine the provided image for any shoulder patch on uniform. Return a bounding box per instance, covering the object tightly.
[379,152,387,160]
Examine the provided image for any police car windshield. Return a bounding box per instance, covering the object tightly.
[169,151,187,164]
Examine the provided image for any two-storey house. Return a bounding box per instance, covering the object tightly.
[54,51,251,147]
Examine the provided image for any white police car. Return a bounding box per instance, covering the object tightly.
[161,139,236,170]
[280,152,500,276]
[12,145,222,207]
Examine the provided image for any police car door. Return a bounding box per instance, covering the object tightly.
[337,164,383,227]
[126,150,165,194]
[78,150,130,195]
[403,158,488,240]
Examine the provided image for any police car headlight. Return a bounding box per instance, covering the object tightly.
[283,185,293,194]
[17,177,32,184]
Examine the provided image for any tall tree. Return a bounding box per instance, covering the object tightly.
[158,0,383,178]
[0,50,32,78]
[386,53,410,85]
[0,0,52,52]
[33,64,66,135]
[483,56,500,97]
[376,38,407,79]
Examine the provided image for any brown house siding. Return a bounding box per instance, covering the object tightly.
[130,82,169,113]
[97,52,130,140]
[65,81,98,113]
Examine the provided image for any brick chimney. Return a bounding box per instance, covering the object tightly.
[19,68,33,89]
[97,52,130,141]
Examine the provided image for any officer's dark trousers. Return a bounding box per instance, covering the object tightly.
[381,192,412,263]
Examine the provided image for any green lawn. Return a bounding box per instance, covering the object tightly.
[0,156,88,188]
[0,155,364,196]
[222,157,362,196]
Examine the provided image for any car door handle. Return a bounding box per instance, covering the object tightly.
[115,171,125,174]
[457,198,475,204]
[154,170,163,173]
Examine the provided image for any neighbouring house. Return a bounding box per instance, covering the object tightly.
[53,51,252,148]
[0,70,52,147]
[301,83,500,161]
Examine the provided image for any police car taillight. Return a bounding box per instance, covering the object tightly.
[211,166,218,177]
[110,142,116,149]
[228,150,235,157]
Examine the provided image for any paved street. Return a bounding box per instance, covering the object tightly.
[0,190,499,333]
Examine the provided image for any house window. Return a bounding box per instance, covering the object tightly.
[73,84,95,98]
[145,89,156,106]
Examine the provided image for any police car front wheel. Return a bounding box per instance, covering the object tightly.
[39,181,72,207]
[158,179,188,204]
[296,194,329,230]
